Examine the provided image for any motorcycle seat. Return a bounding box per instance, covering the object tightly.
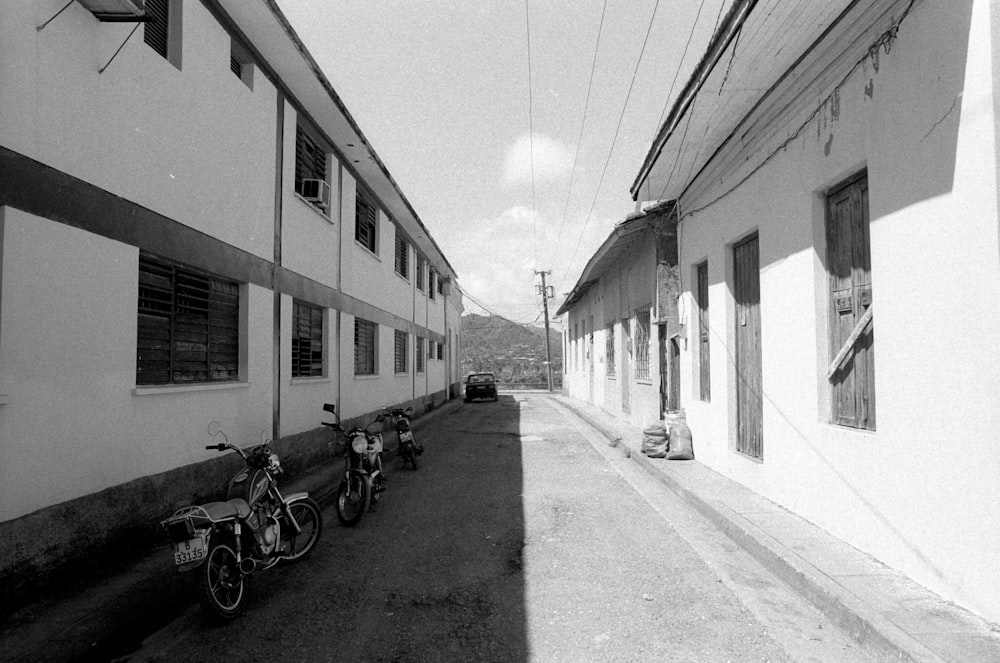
[200,498,251,521]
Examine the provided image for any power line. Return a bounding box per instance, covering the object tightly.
[561,0,665,281]
[651,0,713,140]
[551,0,608,273]
[524,0,538,268]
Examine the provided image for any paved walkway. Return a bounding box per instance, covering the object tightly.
[555,394,1000,663]
[3,394,1000,662]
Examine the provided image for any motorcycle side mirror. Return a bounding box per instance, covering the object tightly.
[404,407,414,417]
[207,421,229,445]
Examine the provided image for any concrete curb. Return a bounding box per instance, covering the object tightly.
[553,395,970,663]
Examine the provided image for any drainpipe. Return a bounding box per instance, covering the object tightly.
[271,94,284,444]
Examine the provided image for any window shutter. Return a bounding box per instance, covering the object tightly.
[354,319,377,375]
[143,0,169,58]
[292,301,323,378]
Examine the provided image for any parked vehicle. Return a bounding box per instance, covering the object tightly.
[464,372,498,402]
[160,423,322,621]
[322,404,386,527]
[382,406,424,470]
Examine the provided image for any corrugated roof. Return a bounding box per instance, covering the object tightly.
[556,201,676,316]
[631,0,917,205]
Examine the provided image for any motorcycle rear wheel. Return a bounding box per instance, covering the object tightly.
[279,498,323,561]
[336,473,371,527]
[198,539,247,621]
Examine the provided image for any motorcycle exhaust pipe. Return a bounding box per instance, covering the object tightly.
[239,558,258,575]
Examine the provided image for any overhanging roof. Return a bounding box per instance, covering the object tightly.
[213,0,457,281]
[556,200,676,317]
[631,0,916,205]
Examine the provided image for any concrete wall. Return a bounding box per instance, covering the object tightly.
[675,0,1000,622]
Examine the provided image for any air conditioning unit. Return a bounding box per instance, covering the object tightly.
[300,179,331,209]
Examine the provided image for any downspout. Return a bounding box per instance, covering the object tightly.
[271,93,284,444]
[336,163,343,417]
[443,284,449,402]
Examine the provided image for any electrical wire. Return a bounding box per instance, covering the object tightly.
[524,0,538,268]
[560,0,665,282]
[651,0,713,140]
[551,0,608,274]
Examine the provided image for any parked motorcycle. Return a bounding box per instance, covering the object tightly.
[160,423,323,621]
[320,404,377,527]
[383,406,424,470]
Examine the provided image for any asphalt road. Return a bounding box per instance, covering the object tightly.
[122,394,873,663]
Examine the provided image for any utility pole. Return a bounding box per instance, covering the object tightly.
[535,270,554,392]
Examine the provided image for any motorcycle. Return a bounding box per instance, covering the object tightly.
[160,423,323,621]
[383,406,424,470]
[322,404,389,527]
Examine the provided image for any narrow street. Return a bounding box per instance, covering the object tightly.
[122,394,873,663]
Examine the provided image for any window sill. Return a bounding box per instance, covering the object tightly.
[354,373,379,380]
[133,382,250,396]
[294,194,334,224]
[635,378,653,386]
[291,376,330,386]
[354,241,380,260]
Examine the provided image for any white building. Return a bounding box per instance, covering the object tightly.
[630,0,1000,623]
[0,0,462,596]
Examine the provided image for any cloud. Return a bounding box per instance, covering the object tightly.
[439,205,617,325]
[502,134,574,186]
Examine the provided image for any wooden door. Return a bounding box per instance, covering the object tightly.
[734,234,762,459]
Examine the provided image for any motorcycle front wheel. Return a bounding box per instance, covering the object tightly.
[336,473,371,527]
[197,538,247,621]
[279,498,323,561]
[403,444,418,470]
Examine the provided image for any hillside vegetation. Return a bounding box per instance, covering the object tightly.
[460,314,563,388]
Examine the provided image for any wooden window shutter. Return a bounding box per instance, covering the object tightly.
[826,172,875,430]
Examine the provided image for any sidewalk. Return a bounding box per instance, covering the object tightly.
[555,394,1000,663]
[0,401,460,663]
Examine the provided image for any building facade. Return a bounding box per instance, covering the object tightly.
[558,202,680,429]
[0,0,462,596]
[631,0,1000,623]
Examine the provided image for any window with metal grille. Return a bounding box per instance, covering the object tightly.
[696,261,711,401]
[416,336,425,373]
[416,256,426,291]
[395,234,409,279]
[438,275,445,296]
[826,172,875,430]
[137,253,239,385]
[143,0,169,58]
[606,324,616,377]
[394,329,408,374]
[634,308,651,381]
[356,193,378,253]
[354,318,377,375]
[295,125,327,208]
[292,300,323,378]
[437,341,443,360]
[428,270,436,300]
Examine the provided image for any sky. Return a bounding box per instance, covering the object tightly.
[279,0,730,327]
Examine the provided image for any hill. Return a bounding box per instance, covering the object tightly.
[460,314,563,388]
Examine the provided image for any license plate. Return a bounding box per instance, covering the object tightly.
[172,536,207,565]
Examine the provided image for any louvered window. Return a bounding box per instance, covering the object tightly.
[394,330,408,374]
[606,324,616,377]
[354,319,377,375]
[356,193,378,253]
[416,256,426,291]
[295,125,327,204]
[395,235,409,279]
[143,0,169,59]
[634,308,651,381]
[292,301,323,378]
[428,270,436,300]
[137,253,239,385]
[416,337,425,373]
[437,341,444,361]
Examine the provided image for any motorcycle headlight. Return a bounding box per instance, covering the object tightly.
[268,453,281,472]
[351,435,367,454]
